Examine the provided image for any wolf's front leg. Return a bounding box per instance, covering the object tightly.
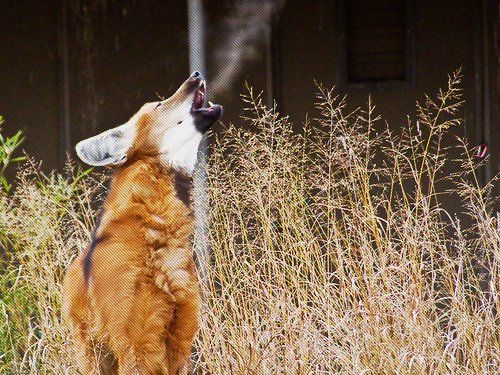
[165,270,199,374]
[69,323,106,375]
[153,247,200,374]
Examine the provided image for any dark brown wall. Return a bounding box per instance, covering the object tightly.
[0,1,190,174]
[66,1,190,146]
[276,0,497,190]
[0,1,60,171]
[0,0,496,198]
[204,0,275,131]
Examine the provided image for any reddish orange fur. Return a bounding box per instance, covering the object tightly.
[62,74,216,374]
[62,158,199,374]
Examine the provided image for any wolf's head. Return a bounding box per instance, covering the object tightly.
[76,71,222,173]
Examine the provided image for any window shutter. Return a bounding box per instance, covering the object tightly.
[346,0,407,82]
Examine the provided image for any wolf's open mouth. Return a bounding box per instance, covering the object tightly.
[191,80,222,132]
[192,81,205,110]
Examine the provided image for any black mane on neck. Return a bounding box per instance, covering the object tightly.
[172,168,193,207]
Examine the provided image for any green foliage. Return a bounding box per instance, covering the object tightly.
[0,268,34,371]
[0,116,26,193]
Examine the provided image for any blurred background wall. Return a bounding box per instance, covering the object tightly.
[0,0,496,189]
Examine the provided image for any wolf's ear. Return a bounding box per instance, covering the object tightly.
[75,123,135,166]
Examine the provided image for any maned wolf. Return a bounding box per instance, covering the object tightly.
[62,72,222,374]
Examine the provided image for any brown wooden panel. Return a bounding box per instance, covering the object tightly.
[347,7,405,28]
[349,51,405,64]
[346,0,406,81]
[0,1,60,172]
[350,25,404,38]
[349,62,406,81]
[349,34,405,54]
[67,1,190,150]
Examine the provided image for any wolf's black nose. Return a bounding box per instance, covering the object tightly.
[190,71,204,79]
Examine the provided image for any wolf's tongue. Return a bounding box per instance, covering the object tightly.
[193,91,204,110]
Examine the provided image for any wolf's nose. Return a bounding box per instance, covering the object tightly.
[190,71,204,79]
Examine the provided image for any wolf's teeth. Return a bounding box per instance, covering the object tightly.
[208,101,214,106]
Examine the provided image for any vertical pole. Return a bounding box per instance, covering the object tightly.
[188,0,206,76]
[187,0,209,283]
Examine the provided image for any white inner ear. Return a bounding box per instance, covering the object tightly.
[76,122,136,166]
[159,119,203,173]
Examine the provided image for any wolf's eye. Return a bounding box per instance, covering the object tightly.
[177,120,183,124]
[155,102,162,109]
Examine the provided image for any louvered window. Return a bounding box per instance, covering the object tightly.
[345,0,409,82]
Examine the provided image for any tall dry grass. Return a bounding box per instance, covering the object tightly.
[0,163,105,374]
[195,72,499,374]
[0,72,498,374]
